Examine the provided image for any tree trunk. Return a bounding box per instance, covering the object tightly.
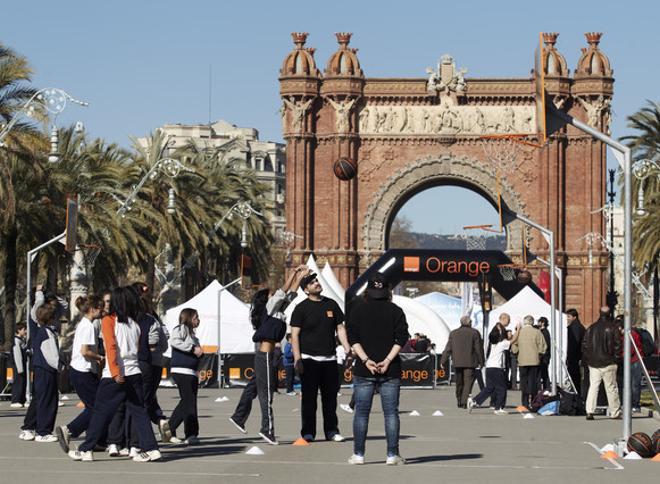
[1,224,18,350]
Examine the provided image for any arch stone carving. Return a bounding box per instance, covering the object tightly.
[362,155,526,256]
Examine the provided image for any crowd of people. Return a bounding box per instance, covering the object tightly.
[7,270,654,465]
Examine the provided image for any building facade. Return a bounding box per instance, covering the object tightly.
[279,31,614,323]
[145,120,286,236]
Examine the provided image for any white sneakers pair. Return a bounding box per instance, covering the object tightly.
[10,402,25,408]
[348,454,406,465]
[169,436,200,445]
[70,448,162,462]
[18,430,57,442]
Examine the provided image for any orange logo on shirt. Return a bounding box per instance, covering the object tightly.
[404,256,420,272]
[327,311,334,318]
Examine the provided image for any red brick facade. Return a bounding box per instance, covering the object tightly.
[279,32,613,322]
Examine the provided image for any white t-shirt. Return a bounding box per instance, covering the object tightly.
[70,317,98,373]
[102,318,141,378]
[486,339,511,369]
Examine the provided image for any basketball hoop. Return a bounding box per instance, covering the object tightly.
[461,225,492,251]
[498,264,517,281]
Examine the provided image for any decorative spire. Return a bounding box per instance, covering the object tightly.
[292,32,308,48]
[541,32,567,76]
[585,32,602,46]
[335,32,352,48]
[542,32,559,47]
[576,32,612,77]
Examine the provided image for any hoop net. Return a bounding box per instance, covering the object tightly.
[460,225,492,251]
[497,264,517,281]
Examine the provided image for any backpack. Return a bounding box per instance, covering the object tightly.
[558,389,585,416]
[531,390,559,412]
[634,327,655,357]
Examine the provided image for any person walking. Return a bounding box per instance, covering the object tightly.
[537,317,552,391]
[583,307,621,420]
[56,295,105,453]
[440,315,484,409]
[468,322,521,415]
[10,323,28,408]
[66,286,161,462]
[511,315,547,410]
[346,273,409,465]
[291,272,351,442]
[565,308,585,395]
[229,265,304,443]
[167,308,203,445]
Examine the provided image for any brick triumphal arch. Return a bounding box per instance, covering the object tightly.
[279,32,613,322]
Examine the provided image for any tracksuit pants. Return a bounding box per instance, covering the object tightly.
[78,375,158,453]
[170,373,199,439]
[519,365,539,408]
[473,368,507,410]
[21,367,58,436]
[67,369,100,437]
[139,361,166,424]
[11,367,26,404]
[231,352,277,435]
[300,359,339,440]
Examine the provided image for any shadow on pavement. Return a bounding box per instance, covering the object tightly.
[406,453,483,464]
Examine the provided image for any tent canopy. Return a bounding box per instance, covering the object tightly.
[164,280,254,354]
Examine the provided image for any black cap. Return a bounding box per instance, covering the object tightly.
[366,272,389,299]
[299,273,318,291]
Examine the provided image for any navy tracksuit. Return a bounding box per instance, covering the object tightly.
[67,369,100,437]
[22,325,59,436]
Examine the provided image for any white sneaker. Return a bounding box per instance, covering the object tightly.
[58,401,65,407]
[10,402,24,408]
[18,430,35,441]
[286,391,297,396]
[129,447,141,458]
[467,397,476,414]
[330,433,345,442]
[158,420,172,443]
[184,436,200,445]
[107,444,120,457]
[133,449,162,462]
[386,455,406,466]
[35,434,58,443]
[494,409,508,416]
[169,436,184,444]
[68,450,93,461]
[348,454,365,465]
[340,404,354,414]
[118,447,130,456]
[259,432,279,445]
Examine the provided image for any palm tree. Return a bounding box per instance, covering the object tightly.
[0,44,45,346]
[621,101,660,272]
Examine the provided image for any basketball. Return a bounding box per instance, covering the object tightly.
[652,428,660,455]
[627,432,654,458]
[333,157,357,181]
[517,269,532,284]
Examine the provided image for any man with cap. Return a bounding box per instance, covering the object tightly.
[346,273,409,465]
[440,316,484,408]
[291,272,351,442]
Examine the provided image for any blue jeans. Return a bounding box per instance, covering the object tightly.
[352,375,401,457]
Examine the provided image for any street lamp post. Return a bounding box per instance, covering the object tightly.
[606,169,618,317]
[210,201,263,387]
[0,87,88,163]
[116,157,191,216]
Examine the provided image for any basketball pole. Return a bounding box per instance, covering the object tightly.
[551,108,633,444]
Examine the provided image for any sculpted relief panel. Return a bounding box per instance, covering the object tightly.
[358,102,535,136]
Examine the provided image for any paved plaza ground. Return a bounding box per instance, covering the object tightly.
[0,386,657,483]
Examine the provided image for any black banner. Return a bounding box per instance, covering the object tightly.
[222,353,288,388]
[197,353,220,388]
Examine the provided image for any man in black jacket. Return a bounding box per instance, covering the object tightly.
[565,308,586,395]
[582,307,621,420]
[440,316,484,408]
[346,273,409,465]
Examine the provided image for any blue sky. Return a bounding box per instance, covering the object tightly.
[4,0,657,233]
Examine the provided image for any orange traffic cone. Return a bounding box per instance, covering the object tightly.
[516,405,528,413]
[76,401,85,409]
[292,437,310,446]
[600,450,618,460]
[651,453,660,462]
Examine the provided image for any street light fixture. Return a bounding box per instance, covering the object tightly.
[116,157,191,216]
[632,158,660,217]
[0,87,88,150]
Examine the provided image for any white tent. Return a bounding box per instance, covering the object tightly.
[393,295,451,351]
[164,280,254,354]
[322,262,346,304]
[488,286,568,358]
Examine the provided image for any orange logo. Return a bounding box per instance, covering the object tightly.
[229,368,240,379]
[403,256,420,272]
